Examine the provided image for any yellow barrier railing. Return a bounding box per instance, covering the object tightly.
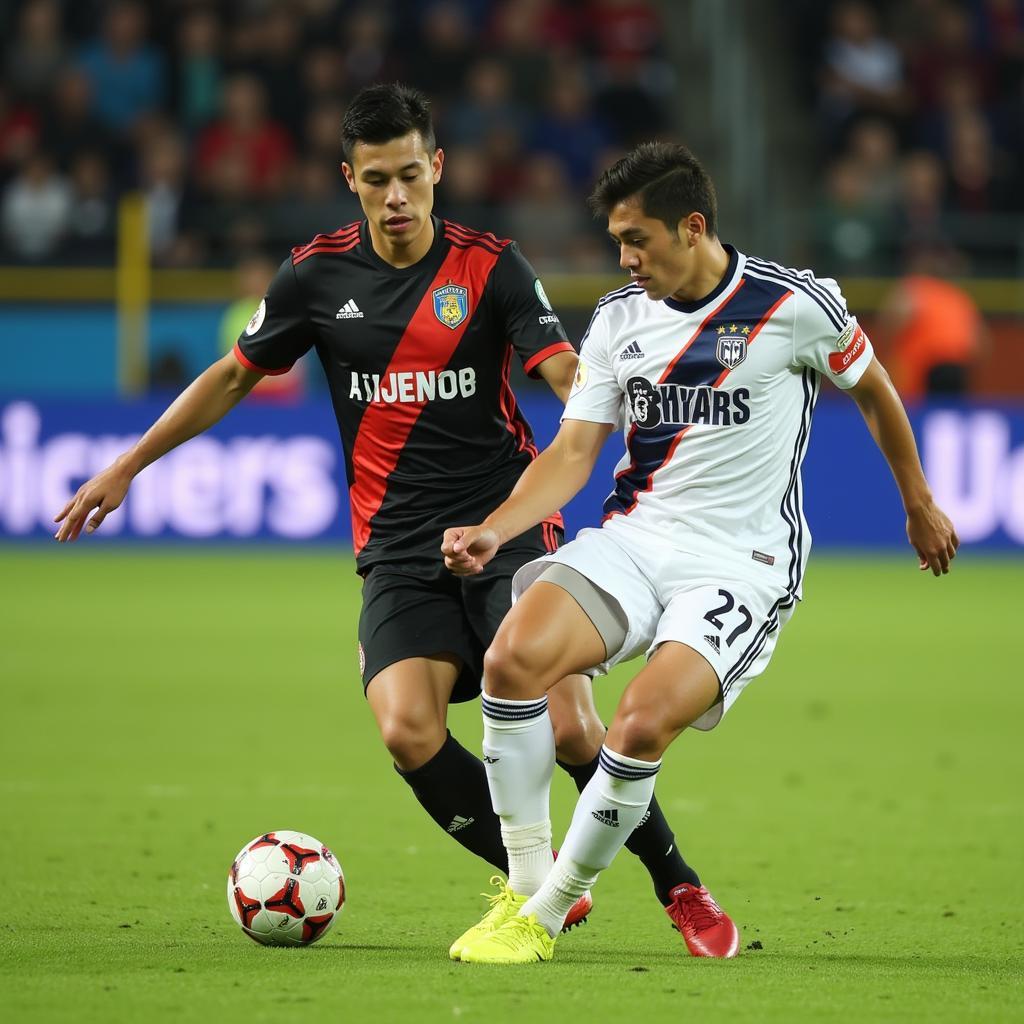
[2,267,1022,314]
[116,194,150,396]
[2,191,1023,395]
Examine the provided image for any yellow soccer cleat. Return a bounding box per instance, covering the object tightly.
[449,876,527,961]
[459,913,555,964]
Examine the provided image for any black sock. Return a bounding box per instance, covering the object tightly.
[396,731,508,873]
[557,755,701,905]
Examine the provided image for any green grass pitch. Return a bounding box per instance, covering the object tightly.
[1,548,1021,1023]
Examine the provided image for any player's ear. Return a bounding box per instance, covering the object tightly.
[432,148,444,185]
[680,212,706,246]
[341,162,357,194]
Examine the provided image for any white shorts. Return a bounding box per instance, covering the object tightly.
[511,522,797,731]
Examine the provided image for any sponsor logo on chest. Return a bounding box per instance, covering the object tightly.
[626,376,751,429]
[348,367,477,404]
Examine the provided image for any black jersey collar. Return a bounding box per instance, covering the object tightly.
[359,215,447,274]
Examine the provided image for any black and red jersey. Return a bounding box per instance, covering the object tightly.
[234,216,574,573]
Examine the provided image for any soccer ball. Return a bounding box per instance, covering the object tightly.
[227,830,345,946]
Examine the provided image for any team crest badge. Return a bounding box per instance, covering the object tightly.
[433,284,469,329]
[715,334,747,370]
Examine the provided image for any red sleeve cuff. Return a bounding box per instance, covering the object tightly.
[233,342,292,376]
[523,341,575,378]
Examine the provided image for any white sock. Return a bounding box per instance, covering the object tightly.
[481,693,555,895]
[522,745,661,936]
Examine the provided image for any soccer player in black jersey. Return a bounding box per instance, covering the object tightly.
[53,83,707,945]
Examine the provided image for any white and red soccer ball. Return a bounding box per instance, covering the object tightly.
[227,830,345,946]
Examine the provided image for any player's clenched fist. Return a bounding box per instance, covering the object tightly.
[441,525,501,575]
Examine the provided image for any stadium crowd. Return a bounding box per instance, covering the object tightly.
[0,0,673,270]
[3,0,1022,281]
[801,0,1024,276]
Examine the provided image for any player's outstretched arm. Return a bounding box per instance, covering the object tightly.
[442,417,613,575]
[847,358,959,575]
[53,353,263,542]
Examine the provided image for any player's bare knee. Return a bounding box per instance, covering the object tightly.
[551,708,605,764]
[482,636,549,699]
[377,715,444,772]
[607,710,667,763]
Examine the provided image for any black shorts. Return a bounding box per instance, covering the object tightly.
[357,522,562,704]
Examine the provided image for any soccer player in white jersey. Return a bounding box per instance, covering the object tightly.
[441,142,959,964]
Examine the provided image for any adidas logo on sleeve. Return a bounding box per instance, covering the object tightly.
[336,299,364,319]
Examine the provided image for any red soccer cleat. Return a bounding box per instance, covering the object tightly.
[552,849,592,932]
[664,883,739,958]
[562,889,592,931]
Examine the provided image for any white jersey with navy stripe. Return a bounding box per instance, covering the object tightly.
[564,246,874,600]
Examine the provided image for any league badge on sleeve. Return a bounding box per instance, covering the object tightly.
[433,284,469,330]
[828,323,868,374]
[571,358,589,395]
[245,298,267,336]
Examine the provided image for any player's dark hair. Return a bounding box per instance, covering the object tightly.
[341,83,436,163]
[588,141,718,237]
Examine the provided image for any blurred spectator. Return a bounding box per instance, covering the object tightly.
[40,67,114,172]
[304,100,347,163]
[65,150,116,262]
[586,0,664,73]
[148,349,190,393]
[1,150,71,260]
[893,149,953,261]
[481,123,528,201]
[946,110,1013,213]
[219,253,306,401]
[814,156,891,274]
[584,0,674,143]
[77,1,165,136]
[0,83,41,169]
[4,0,66,101]
[593,59,669,147]
[0,0,671,269]
[140,130,194,264]
[444,58,527,146]
[436,145,503,233]
[173,5,222,135]
[845,117,902,208]
[877,248,985,401]
[339,7,398,92]
[909,1,994,114]
[236,3,305,140]
[972,0,1024,92]
[819,0,908,136]
[267,157,360,245]
[918,66,978,142]
[194,74,294,199]
[529,67,610,187]
[490,0,564,105]
[407,2,474,103]
[301,45,346,108]
[504,153,590,271]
